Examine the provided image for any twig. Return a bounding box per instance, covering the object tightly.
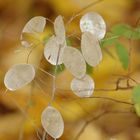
[49,43,62,105]
[36,66,54,78]
[74,110,134,140]
[74,111,106,140]
[128,16,140,74]
[42,131,46,140]
[87,96,133,105]
[66,0,104,26]
[45,18,54,24]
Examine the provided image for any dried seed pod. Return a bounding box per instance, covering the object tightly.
[62,47,86,79]
[4,64,35,91]
[80,12,106,40]
[44,36,65,65]
[71,74,94,97]
[54,15,66,45]
[81,32,102,67]
[41,106,64,139]
[21,16,46,47]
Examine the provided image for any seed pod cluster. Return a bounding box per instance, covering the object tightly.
[4,12,106,139]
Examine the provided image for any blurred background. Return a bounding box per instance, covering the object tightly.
[0,0,140,140]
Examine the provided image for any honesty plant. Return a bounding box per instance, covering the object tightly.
[4,12,106,139]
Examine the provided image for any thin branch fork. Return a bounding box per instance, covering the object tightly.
[74,110,135,140]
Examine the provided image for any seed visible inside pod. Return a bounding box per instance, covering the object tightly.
[80,12,106,40]
[21,16,46,47]
[62,47,86,79]
[71,74,94,97]
[4,64,35,91]
[44,36,65,65]
[41,106,64,139]
[54,15,66,45]
[81,32,102,67]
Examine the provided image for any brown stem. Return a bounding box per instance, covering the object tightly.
[74,110,134,140]
[66,0,104,25]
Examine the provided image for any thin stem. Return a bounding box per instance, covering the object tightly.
[18,122,24,140]
[66,0,104,26]
[128,17,140,74]
[67,33,81,41]
[69,96,133,106]
[37,131,42,140]
[34,80,49,97]
[35,80,82,117]
[74,110,134,140]
[88,96,133,105]
[57,85,133,93]
[45,18,54,24]
[2,88,8,95]
[76,0,104,16]
[35,66,54,78]
[56,90,133,106]
[129,77,140,84]
[74,111,106,140]
[101,35,120,42]
[49,44,62,105]
[42,131,46,140]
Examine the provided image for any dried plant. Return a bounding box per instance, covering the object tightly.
[2,0,140,140]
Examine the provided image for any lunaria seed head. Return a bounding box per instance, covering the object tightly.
[4,64,35,91]
[80,12,106,40]
[41,106,64,139]
[71,74,94,97]
[21,16,46,48]
[62,46,86,79]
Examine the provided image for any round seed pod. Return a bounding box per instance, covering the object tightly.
[71,74,94,97]
[44,36,65,65]
[54,15,66,45]
[62,47,86,79]
[41,106,64,139]
[4,64,35,91]
[80,12,106,40]
[81,32,102,67]
[21,16,46,47]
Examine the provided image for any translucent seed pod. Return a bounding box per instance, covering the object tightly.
[44,36,65,65]
[21,16,46,47]
[81,32,102,67]
[80,12,106,40]
[54,15,66,45]
[4,64,35,91]
[41,106,64,139]
[62,47,86,79]
[71,74,94,97]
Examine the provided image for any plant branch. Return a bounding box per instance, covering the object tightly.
[74,110,135,140]
[66,0,104,26]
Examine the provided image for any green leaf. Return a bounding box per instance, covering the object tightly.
[52,64,65,75]
[43,35,50,44]
[86,63,93,75]
[115,43,129,69]
[100,35,119,47]
[111,24,140,40]
[131,27,140,39]
[134,104,140,117]
[132,85,140,117]
[111,24,133,38]
[132,85,140,104]
[66,39,72,46]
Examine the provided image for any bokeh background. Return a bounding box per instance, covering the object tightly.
[0,0,140,140]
